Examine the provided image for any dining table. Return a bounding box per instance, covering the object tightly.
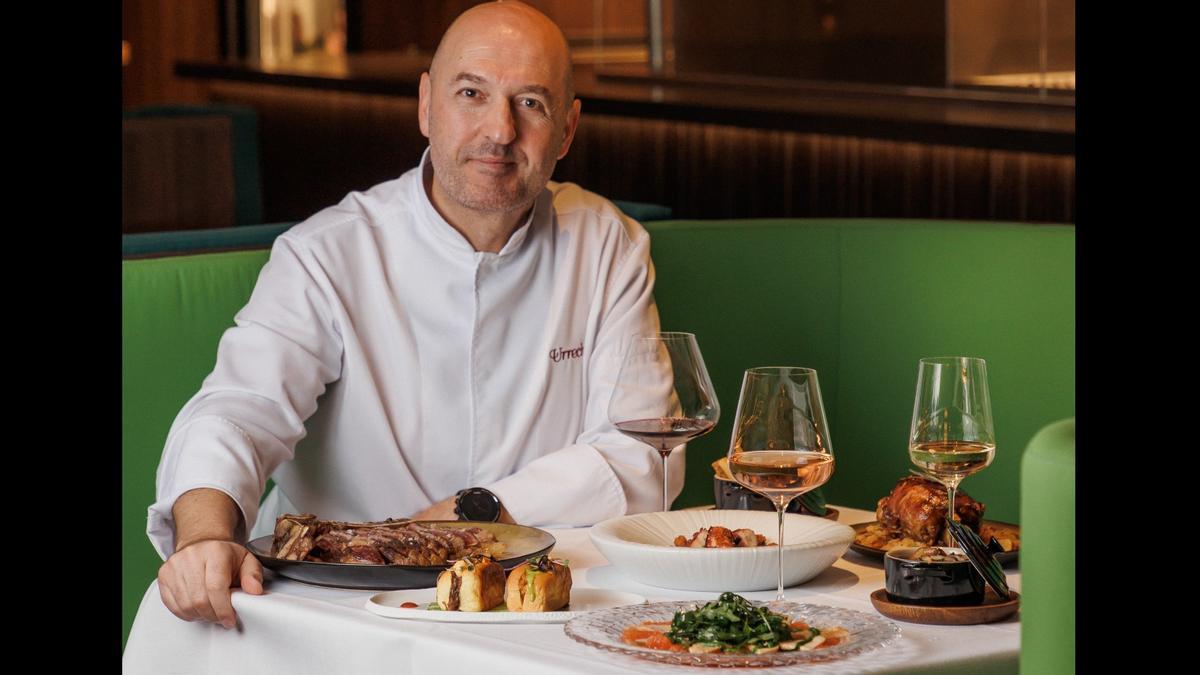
[122,505,1020,674]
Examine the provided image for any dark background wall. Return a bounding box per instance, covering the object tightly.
[124,1,1074,226]
[206,80,1074,225]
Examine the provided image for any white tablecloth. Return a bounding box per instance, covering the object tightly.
[123,507,1019,674]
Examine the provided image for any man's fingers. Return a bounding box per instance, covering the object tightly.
[157,541,248,626]
[184,576,223,625]
[238,552,265,595]
[204,555,239,629]
[158,572,189,621]
[160,562,205,622]
[172,548,223,625]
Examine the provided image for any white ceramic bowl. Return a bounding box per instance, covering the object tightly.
[589,510,855,591]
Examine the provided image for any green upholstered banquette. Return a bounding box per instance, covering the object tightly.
[122,218,1074,646]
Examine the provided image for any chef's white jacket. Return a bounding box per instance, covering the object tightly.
[147,152,682,558]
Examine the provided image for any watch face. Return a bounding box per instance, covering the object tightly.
[459,490,500,521]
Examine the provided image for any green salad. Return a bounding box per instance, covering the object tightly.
[664,592,823,654]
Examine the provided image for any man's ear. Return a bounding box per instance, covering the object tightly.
[556,98,582,160]
[418,72,432,139]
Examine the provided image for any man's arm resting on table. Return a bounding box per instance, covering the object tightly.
[157,488,264,629]
[172,487,243,550]
[410,495,517,524]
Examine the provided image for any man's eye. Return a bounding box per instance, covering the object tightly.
[519,98,543,110]
[459,88,478,98]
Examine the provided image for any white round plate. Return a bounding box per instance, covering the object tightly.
[590,510,854,591]
[365,587,647,623]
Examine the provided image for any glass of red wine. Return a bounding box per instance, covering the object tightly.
[609,332,720,512]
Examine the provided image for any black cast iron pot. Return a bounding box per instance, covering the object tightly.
[713,476,815,515]
[884,546,985,606]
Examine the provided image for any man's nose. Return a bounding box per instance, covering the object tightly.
[482,100,517,146]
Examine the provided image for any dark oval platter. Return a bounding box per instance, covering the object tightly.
[248,521,556,590]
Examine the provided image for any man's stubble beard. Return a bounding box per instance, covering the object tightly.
[428,123,563,215]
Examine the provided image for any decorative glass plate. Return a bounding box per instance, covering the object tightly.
[563,600,900,667]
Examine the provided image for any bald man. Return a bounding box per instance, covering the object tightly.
[149,1,676,628]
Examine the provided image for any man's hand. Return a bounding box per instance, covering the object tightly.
[157,539,264,629]
[160,487,264,628]
[411,496,517,524]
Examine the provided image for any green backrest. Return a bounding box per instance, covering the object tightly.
[122,218,1074,645]
[122,250,270,647]
[1019,418,1075,674]
[645,219,1076,520]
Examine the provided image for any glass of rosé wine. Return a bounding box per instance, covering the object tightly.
[609,332,720,512]
[727,367,834,601]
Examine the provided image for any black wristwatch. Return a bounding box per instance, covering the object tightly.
[454,487,502,522]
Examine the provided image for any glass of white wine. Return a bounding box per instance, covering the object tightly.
[908,357,995,524]
[727,367,834,601]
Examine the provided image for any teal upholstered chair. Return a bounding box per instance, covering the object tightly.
[121,201,672,258]
[123,104,264,232]
[122,222,297,258]
[1019,418,1075,673]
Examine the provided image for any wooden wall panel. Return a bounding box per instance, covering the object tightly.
[204,83,1073,225]
[558,113,1074,223]
[209,82,427,222]
[356,0,482,52]
[122,0,221,108]
[355,0,647,51]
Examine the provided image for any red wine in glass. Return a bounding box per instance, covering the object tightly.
[608,332,720,512]
[614,417,717,457]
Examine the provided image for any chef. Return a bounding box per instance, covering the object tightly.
[149,1,680,628]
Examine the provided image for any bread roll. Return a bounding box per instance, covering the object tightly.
[505,555,571,612]
[435,556,505,611]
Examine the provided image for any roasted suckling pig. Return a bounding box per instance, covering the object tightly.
[269,513,505,565]
[874,476,984,545]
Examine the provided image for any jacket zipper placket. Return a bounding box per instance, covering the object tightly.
[467,256,482,486]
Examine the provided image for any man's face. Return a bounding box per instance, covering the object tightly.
[419,16,581,217]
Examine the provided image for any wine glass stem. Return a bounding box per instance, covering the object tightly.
[946,481,959,523]
[776,504,785,601]
[661,451,670,512]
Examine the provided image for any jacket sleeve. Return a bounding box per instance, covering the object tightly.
[486,220,681,527]
[146,235,344,559]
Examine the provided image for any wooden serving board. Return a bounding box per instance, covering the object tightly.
[869,588,1019,625]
